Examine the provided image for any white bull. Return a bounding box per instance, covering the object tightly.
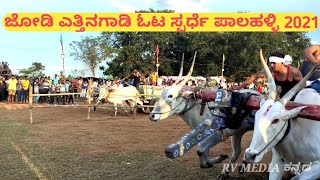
[244,49,320,180]
[149,52,261,179]
[94,85,143,116]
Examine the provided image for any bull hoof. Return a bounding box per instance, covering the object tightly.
[200,163,213,168]
[207,154,229,166]
[217,173,229,180]
[220,154,229,160]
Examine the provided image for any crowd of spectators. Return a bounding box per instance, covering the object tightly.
[0,67,269,104]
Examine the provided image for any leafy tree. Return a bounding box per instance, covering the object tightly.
[96,9,312,81]
[18,62,45,77]
[70,34,114,77]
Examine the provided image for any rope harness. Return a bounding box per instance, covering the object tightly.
[151,94,202,116]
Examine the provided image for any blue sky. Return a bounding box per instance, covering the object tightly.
[1,0,319,77]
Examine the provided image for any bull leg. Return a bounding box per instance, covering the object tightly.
[218,123,253,179]
[114,104,118,116]
[121,102,129,114]
[128,100,135,114]
[217,133,243,179]
[268,149,285,180]
[291,160,320,180]
[93,100,100,111]
[197,131,227,168]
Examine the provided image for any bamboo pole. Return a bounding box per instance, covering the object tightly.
[31,104,152,108]
[31,92,158,97]
[28,85,33,124]
[32,92,82,96]
[32,104,90,108]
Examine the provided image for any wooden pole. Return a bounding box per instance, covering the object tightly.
[87,78,92,120]
[28,85,33,124]
[156,45,159,78]
[221,54,225,77]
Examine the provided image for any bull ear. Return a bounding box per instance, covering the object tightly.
[260,99,266,107]
[181,91,193,98]
[281,106,307,121]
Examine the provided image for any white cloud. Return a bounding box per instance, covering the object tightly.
[156,0,209,12]
[108,0,209,12]
[110,0,137,12]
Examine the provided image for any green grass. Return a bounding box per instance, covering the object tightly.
[0,121,37,179]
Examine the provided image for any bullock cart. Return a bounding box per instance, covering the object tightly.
[137,85,163,113]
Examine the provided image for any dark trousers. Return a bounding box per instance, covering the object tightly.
[68,94,74,104]
[23,89,28,103]
[40,89,48,103]
[0,90,4,102]
[57,92,66,105]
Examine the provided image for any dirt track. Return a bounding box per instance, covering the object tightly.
[0,103,271,179]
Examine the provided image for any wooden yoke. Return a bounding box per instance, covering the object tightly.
[245,95,320,121]
[189,86,320,121]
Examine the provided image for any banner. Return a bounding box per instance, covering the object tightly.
[2,12,319,32]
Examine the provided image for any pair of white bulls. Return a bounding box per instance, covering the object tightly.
[150,50,320,180]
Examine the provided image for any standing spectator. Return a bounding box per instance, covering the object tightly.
[21,76,30,103]
[53,74,59,85]
[67,80,74,104]
[0,76,6,102]
[65,79,70,103]
[38,79,45,104]
[33,78,40,103]
[150,72,157,86]
[7,75,17,104]
[59,80,66,105]
[129,69,142,89]
[47,76,52,85]
[72,78,78,98]
[49,81,56,104]
[16,77,23,103]
[59,71,66,82]
[81,80,88,100]
[43,79,50,103]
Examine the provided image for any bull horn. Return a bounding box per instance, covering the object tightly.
[260,49,277,100]
[279,64,318,105]
[174,53,184,85]
[179,51,197,86]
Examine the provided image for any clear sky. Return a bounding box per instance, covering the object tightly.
[1,0,319,77]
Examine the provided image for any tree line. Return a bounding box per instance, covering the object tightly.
[70,31,311,82]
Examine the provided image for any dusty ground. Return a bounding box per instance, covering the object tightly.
[0,103,271,179]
